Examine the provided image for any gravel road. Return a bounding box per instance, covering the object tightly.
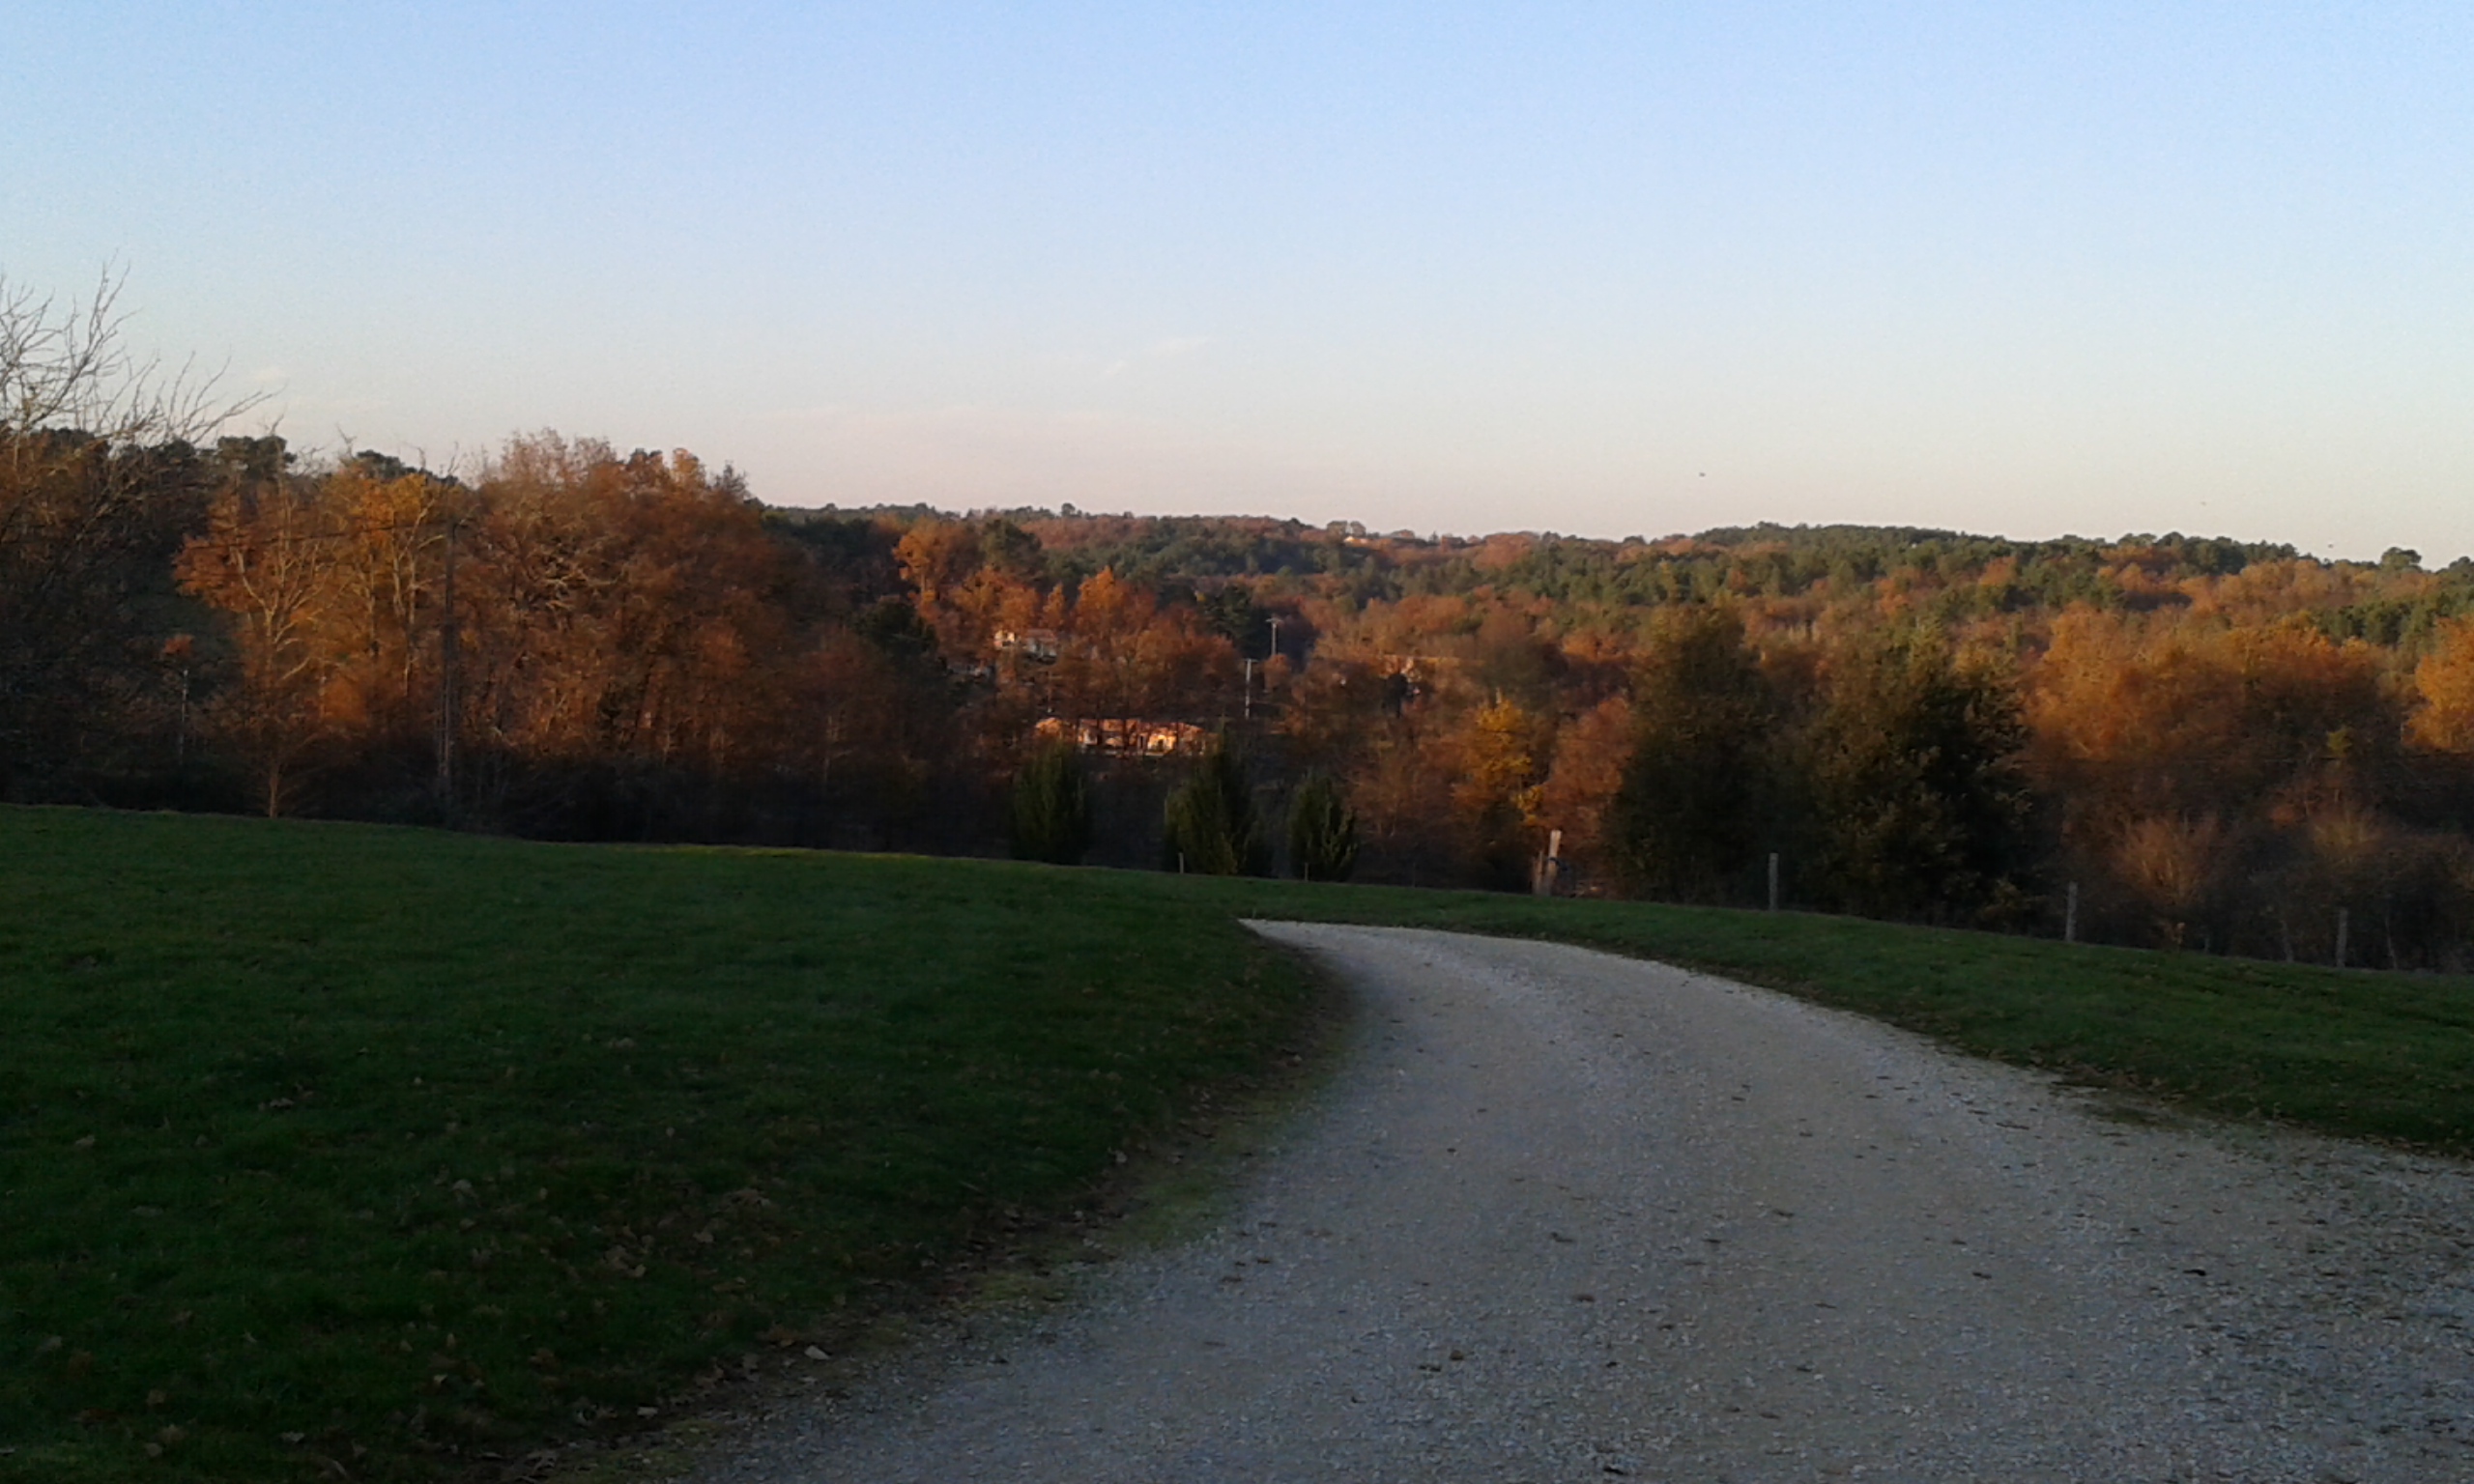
[686,924,2474,1482]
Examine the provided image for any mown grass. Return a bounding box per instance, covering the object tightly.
[13,809,2474,1482]
[0,808,1318,1483]
[1177,876,2474,1151]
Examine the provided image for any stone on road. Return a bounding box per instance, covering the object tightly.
[693,925,2474,1482]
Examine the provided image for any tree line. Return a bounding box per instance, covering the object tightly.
[10,278,2474,968]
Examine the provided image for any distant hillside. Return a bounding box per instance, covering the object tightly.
[14,414,2474,968]
[776,504,2473,645]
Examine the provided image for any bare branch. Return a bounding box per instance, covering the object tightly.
[0,266,268,446]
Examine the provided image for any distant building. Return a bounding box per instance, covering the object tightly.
[993,627,1062,662]
[1034,716,1208,756]
[1380,654,1453,683]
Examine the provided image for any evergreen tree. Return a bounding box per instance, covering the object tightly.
[1609,607,1782,902]
[1163,733,1264,875]
[1008,739,1092,865]
[1287,770,1359,881]
[1803,631,2032,922]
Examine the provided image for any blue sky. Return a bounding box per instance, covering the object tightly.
[6,3,2470,558]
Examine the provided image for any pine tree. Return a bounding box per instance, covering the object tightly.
[1287,770,1359,881]
[1163,733,1263,875]
[1609,606,1782,902]
[1008,739,1092,865]
[1803,631,2032,923]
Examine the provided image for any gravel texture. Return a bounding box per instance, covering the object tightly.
[681,924,2474,1482]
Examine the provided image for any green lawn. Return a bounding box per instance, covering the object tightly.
[0,809,1317,1482]
[9,808,2474,1482]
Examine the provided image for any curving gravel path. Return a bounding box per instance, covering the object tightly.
[684,924,2474,1482]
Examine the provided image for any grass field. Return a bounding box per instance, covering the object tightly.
[0,809,1320,1482]
[9,807,2474,1482]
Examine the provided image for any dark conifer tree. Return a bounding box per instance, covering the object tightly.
[1009,739,1092,865]
[1609,606,1782,902]
[1287,769,1359,882]
[1803,631,2033,923]
[1164,732,1264,875]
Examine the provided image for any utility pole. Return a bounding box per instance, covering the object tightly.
[1768,852,1780,912]
[436,514,459,801]
[1243,656,1254,720]
[1534,828,1564,896]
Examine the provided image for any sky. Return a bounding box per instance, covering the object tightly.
[5,3,2471,559]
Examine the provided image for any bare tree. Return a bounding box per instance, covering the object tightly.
[0,269,266,792]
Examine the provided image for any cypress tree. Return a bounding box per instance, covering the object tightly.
[1287,770,1360,882]
[1803,631,2032,922]
[1163,733,1264,875]
[1610,606,1782,902]
[1009,739,1092,865]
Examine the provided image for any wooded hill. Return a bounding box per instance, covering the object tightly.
[8,273,2472,969]
[13,411,2474,972]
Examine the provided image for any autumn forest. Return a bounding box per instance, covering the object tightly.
[11,300,2474,971]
